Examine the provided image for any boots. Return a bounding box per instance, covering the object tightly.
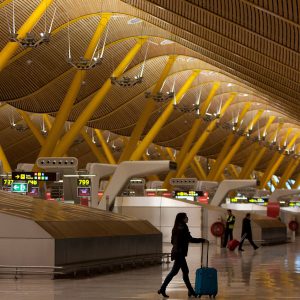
[158,289,169,298]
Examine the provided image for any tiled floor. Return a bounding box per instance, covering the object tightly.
[1,238,300,299]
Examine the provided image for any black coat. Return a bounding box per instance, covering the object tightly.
[241,217,252,238]
[171,223,205,260]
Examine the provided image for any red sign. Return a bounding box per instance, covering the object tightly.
[146,192,156,196]
[162,192,172,197]
[198,196,208,204]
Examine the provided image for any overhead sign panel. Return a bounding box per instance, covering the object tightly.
[12,172,57,181]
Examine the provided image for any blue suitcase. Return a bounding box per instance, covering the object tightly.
[194,241,218,298]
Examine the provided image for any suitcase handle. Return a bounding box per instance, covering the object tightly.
[201,240,209,268]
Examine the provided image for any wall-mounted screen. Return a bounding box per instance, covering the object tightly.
[77,187,91,197]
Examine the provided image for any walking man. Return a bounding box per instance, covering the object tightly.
[223,209,235,248]
[238,213,259,251]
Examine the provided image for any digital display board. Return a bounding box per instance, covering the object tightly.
[230,197,268,206]
[27,187,39,197]
[77,187,91,197]
[77,178,91,187]
[1,178,13,186]
[174,191,204,201]
[12,172,57,181]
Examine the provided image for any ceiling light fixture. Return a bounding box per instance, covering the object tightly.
[67,18,109,70]
[7,3,56,48]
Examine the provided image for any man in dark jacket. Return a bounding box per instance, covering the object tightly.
[223,209,235,247]
[238,213,259,251]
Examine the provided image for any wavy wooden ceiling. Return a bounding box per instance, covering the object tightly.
[0,0,299,179]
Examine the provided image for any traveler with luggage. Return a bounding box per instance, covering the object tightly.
[238,213,259,251]
[222,209,236,248]
[158,212,207,298]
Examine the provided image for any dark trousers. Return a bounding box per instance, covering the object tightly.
[160,256,194,293]
[223,228,233,247]
[238,234,258,250]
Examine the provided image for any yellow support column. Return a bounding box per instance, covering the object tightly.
[80,130,108,163]
[292,173,300,189]
[228,164,239,178]
[119,55,177,162]
[38,14,112,158]
[43,114,53,131]
[0,0,54,72]
[239,116,275,179]
[191,161,202,179]
[0,145,12,173]
[165,147,176,161]
[17,110,45,146]
[176,93,236,178]
[207,102,251,180]
[94,129,116,164]
[260,133,300,189]
[53,38,147,157]
[193,157,207,179]
[241,120,283,179]
[277,158,300,189]
[163,82,219,188]
[213,110,264,181]
[130,70,200,161]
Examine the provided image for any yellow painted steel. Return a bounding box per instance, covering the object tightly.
[213,110,264,181]
[191,161,202,179]
[271,177,277,188]
[239,116,275,178]
[193,157,207,179]
[80,130,108,163]
[228,164,239,178]
[292,173,300,189]
[277,158,300,189]
[17,110,45,146]
[176,93,236,178]
[38,14,111,158]
[53,38,147,157]
[130,70,200,161]
[43,114,52,131]
[94,129,116,164]
[207,102,251,180]
[119,55,177,162]
[0,145,12,173]
[260,132,300,188]
[0,0,54,72]
[241,120,283,179]
[165,147,176,161]
[163,82,219,188]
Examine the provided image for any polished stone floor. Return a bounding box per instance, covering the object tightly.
[1,238,300,300]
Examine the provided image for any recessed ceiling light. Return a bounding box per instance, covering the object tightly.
[227,83,234,87]
[240,93,248,97]
[187,57,196,62]
[127,18,142,25]
[160,39,174,45]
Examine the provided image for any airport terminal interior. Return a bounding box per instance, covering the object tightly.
[0,0,300,299]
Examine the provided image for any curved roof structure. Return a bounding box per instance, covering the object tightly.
[0,0,299,187]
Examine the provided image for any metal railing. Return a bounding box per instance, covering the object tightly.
[0,265,63,279]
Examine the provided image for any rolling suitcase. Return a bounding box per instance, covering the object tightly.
[194,241,218,298]
[227,239,240,251]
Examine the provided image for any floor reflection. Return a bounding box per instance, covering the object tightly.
[0,239,300,299]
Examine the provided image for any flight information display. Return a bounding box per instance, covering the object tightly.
[12,172,57,181]
[77,178,91,187]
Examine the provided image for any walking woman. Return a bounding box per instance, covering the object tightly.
[158,212,207,298]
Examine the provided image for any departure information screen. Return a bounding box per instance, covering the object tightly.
[77,178,91,187]
[12,172,57,181]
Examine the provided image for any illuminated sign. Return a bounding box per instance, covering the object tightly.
[12,172,57,181]
[12,182,28,193]
[174,191,204,198]
[28,187,39,197]
[1,178,14,186]
[289,202,300,207]
[77,178,91,187]
[77,187,91,197]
